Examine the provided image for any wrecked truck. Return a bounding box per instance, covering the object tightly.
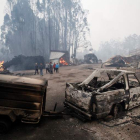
[0,74,48,133]
[64,69,140,120]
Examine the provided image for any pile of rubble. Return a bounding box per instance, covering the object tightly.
[103,55,140,68]
[3,55,45,71]
[0,69,12,75]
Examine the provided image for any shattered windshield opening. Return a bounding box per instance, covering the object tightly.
[79,69,121,85]
[76,70,125,92]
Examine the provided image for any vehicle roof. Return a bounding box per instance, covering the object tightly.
[0,74,47,86]
[79,69,134,86]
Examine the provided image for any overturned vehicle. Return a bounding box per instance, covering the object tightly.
[64,69,140,120]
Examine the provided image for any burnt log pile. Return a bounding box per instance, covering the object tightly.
[3,55,45,71]
[0,69,12,75]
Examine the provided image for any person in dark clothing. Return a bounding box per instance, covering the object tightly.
[46,63,49,74]
[49,62,53,74]
[39,63,43,76]
[34,63,39,75]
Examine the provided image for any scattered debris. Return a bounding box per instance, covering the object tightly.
[3,55,45,71]
[103,55,126,67]
[0,61,13,74]
[0,69,12,75]
[103,55,140,68]
[81,127,96,133]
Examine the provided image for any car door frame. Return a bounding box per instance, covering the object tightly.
[127,73,140,109]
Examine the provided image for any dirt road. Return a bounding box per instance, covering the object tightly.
[1,64,140,140]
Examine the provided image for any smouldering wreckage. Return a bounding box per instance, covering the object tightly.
[0,75,62,133]
[1,69,140,133]
[64,69,140,120]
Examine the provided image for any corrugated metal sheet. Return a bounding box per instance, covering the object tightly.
[50,52,65,60]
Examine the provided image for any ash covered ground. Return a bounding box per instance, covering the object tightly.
[1,64,140,140]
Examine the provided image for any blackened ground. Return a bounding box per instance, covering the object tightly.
[1,64,140,140]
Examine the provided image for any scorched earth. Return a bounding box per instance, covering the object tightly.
[1,64,140,140]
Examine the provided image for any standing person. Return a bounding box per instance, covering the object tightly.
[53,63,56,73]
[46,63,49,74]
[55,63,59,73]
[49,62,53,74]
[39,63,43,76]
[34,63,39,75]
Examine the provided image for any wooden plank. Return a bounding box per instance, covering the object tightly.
[0,86,45,96]
[0,99,41,110]
[0,83,46,93]
[0,92,43,103]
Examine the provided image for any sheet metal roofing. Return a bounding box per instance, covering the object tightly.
[50,52,65,60]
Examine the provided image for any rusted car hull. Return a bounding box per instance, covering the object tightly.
[64,69,140,120]
[64,101,92,120]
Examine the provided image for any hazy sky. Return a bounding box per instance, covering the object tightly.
[0,0,6,27]
[81,0,140,50]
[0,0,140,50]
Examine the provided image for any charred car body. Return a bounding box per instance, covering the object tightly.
[0,74,47,133]
[64,69,140,120]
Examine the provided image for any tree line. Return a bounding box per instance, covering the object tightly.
[95,34,140,62]
[0,0,90,61]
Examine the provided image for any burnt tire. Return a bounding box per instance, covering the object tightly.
[0,119,12,134]
[113,104,123,118]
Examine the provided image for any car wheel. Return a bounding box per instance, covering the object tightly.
[0,119,12,134]
[113,104,123,118]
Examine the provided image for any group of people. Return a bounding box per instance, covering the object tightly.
[34,62,59,76]
[46,62,59,74]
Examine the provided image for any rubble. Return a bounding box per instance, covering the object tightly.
[0,69,12,75]
[0,60,12,75]
[1,64,140,139]
[103,55,126,67]
[3,55,45,71]
[103,55,140,68]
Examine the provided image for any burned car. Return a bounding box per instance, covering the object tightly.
[64,69,140,120]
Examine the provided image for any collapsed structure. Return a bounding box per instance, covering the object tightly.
[103,55,140,68]
[50,50,70,66]
[3,55,45,71]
